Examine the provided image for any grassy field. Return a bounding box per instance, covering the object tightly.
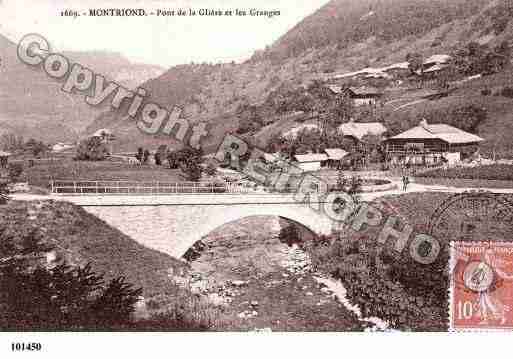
[19,159,186,189]
[414,176,513,189]
[0,200,185,296]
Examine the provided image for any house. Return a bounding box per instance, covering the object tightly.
[264,111,305,125]
[382,62,411,78]
[385,119,484,165]
[52,142,76,153]
[423,54,452,69]
[294,153,328,172]
[324,148,348,168]
[328,85,384,106]
[262,152,281,163]
[0,151,11,168]
[416,54,453,78]
[338,120,387,145]
[282,123,319,139]
[345,86,384,106]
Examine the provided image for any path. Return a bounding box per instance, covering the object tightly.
[361,180,513,202]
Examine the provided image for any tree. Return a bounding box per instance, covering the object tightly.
[205,162,217,176]
[182,162,202,181]
[167,151,180,169]
[451,41,509,76]
[0,180,8,204]
[136,147,144,162]
[236,118,260,134]
[0,231,142,330]
[7,163,23,182]
[154,152,162,166]
[406,53,423,75]
[143,149,150,164]
[24,138,48,158]
[0,133,24,152]
[75,137,108,161]
[167,147,204,181]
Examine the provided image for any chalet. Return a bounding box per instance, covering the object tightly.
[338,120,387,145]
[263,111,305,125]
[416,54,453,79]
[327,85,384,106]
[294,153,328,172]
[384,119,484,166]
[282,123,319,139]
[92,128,115,141]
[423,54,452,69]
[346,86,383,106]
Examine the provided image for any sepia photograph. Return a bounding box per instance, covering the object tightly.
[1,0,513,357]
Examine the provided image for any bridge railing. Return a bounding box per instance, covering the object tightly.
[50,180,256,195]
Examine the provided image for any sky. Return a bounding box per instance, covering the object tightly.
[0,0,331,67]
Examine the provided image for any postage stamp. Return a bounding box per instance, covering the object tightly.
[451,242,513,331]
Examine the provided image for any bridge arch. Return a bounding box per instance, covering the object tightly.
[80,197,335,258]
[183,214,320,259]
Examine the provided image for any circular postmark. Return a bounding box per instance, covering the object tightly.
[429,192,513,290]
[430,192,513,329]
[429,192,513,244]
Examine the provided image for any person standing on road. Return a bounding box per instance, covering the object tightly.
[402,176,410,191]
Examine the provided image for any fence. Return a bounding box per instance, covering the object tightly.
[50,180,255,195]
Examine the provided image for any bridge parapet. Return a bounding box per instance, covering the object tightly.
[50,180,259,195]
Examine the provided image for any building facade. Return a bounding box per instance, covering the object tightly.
[385,119,483,166]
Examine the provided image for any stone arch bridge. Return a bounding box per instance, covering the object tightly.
[62,193,336,258]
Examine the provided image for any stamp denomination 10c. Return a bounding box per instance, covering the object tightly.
[451,242,513,330]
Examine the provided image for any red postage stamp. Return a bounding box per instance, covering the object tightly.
[451,242,513,330]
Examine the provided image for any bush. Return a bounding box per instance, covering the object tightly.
[305,210,449,331]
[417,164,513,181]
[0,229,143,330]
[501,86,513,98]
[205,163,217,176]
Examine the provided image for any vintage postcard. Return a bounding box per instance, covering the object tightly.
[0,0,513,357]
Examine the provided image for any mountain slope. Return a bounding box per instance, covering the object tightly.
[265,0,485,61]
[0,34,164,143]
[85,0,513,156]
